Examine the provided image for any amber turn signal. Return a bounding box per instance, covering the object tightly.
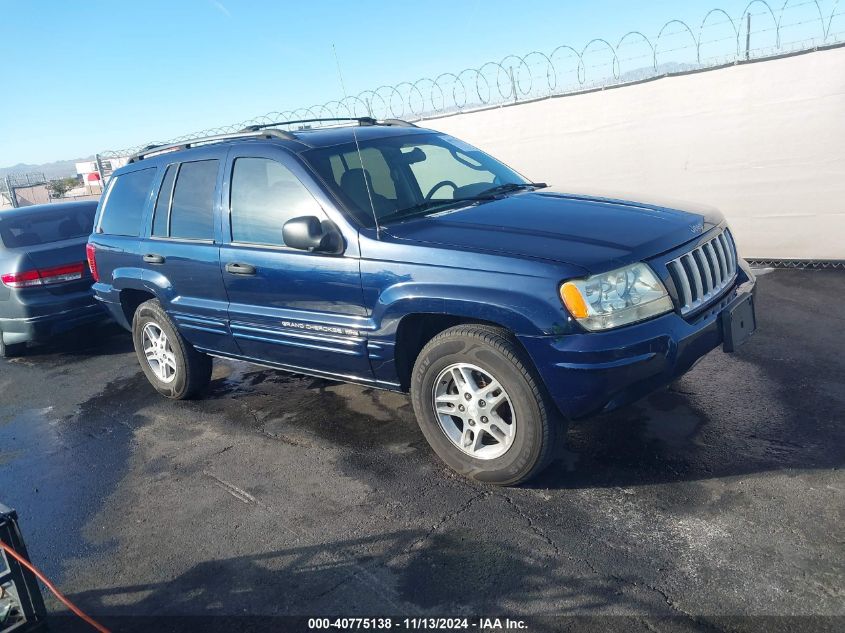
[560,282,589,319]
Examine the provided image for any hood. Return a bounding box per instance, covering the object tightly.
[384,187,724,273]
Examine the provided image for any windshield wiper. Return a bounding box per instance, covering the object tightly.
[378,183,548,225]
[474,182,547,198]
[378,198,480,224]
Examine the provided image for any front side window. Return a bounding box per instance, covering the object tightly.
[98,168,156,236]
[229,157,324,246]
[303,133,528,226]
[169,160,219,240]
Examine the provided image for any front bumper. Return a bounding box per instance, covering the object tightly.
[519,272,757,420]
[0,299,107,345]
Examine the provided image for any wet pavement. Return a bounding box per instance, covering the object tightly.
[0,269,843,631]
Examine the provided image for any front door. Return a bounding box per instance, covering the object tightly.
[219,147,372,382]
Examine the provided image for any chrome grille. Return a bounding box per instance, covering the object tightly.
[667,229,738,315]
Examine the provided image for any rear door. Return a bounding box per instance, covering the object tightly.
[140,149,237,355]
[219,145,371,381]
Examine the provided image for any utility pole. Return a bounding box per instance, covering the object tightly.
[745,13,752,60]
[509,66,517,103]
[4,175,18,208]
[94,154,108,193]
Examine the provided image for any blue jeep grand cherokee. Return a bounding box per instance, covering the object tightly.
[88,118,756,485]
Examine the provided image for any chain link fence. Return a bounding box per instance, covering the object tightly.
[1,173,103,208]
[1,173,47,208]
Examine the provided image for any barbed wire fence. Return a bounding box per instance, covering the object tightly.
[99,0,845,163]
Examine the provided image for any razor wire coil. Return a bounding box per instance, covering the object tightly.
[99,1,845,159]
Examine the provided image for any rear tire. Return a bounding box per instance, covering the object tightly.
[410,324,561,486]
[132,299,212,399]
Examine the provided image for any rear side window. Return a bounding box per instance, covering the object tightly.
[0,206,96,247]
[98,168,156,236]
[169,160,219,240]
[229,158,324,246]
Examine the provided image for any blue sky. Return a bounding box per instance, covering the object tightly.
[0,0,838,165]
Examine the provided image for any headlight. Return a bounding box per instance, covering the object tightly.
[560,263,673,331]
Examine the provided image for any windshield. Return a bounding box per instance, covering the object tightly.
[303,133,530,227]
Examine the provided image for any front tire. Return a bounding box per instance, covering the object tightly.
[411,325,560,486]
[132,299,212,399]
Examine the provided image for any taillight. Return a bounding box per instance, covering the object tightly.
[1,270,41,288]
[86,243,99,282]
[1,263,87,289]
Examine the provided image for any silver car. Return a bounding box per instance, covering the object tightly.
[0,201,104,357]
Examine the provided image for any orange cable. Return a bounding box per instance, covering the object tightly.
[0,539,110,633]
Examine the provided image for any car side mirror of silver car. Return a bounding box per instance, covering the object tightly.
[282,216,343,254]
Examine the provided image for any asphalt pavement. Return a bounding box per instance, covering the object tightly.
[0,269,842,632]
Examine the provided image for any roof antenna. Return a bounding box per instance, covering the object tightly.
[332,44,381,238]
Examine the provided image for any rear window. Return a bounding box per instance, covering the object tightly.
[0,206,96,248]
[98,168,156,236]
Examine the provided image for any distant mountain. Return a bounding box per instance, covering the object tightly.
[618,61,702,83]
[0,157,94,180]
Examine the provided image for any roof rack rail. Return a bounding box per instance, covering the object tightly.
[381,119,418,128]
[240,117,419,132]
[128,117,422,163]
[241,117,377,132]
[128,129,298,163]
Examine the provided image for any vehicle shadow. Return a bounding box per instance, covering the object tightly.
[530,272,845,490]
[199,347,844,493]
[8,322,132,363]
[58,530,693,632]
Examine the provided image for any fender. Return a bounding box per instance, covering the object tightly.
[112,268,150,291]
[92,269,156,329]
[366,278,581,387]
[360,234,586,339]
[370,278,579,340]
[140,268,175,300]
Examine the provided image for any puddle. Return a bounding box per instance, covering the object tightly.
[0,374,152,582]
[0,407,65,465]
[206,361,422,454]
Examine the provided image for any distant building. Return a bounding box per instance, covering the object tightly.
[76,157,128,190]
[75,161,104,193]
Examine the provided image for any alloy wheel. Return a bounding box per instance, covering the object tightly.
[432,362,517,460]
[142,322,177,384]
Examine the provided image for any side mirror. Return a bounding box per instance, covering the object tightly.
[282,216,343,254]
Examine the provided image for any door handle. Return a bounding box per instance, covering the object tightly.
[225,262,256,275]
[143,253,165,264]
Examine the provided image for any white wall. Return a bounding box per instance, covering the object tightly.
[422,47,845,260]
